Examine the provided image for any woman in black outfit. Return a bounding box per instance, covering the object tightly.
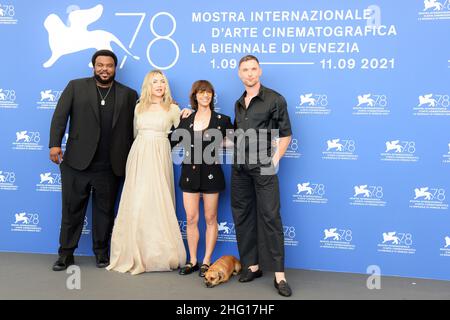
[173,80,232,277]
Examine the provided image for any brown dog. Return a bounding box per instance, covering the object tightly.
[204,255,242,288]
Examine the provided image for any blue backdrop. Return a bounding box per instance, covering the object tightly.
[1,0,449,281]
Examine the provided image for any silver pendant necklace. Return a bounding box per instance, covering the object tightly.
[97,83,113,106]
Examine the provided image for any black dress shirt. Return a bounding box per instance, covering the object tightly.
[234,85,292,169]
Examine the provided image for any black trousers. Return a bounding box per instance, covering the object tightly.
[58,161,120,256]
[231,166,285,272]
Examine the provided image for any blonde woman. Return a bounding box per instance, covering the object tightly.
[107,70,187,274]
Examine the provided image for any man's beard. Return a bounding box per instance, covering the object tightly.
[94,72,115,85]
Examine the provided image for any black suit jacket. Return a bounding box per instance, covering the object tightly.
[173,111,233,191]
[49,77,138,177]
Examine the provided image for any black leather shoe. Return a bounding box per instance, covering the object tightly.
[52,255,74,271]
[95,254,110,268]
[199,264,210,277]
[239,268,262,282]
[179,262,199,275]
[274,278,292,297]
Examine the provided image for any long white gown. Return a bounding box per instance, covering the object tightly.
[107,104,186,275]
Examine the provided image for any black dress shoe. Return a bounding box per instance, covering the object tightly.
[95,254,110,268]
[52,255,74,271]
[239,268,263,282]
[274,278,292,297]
[179,262,199,275]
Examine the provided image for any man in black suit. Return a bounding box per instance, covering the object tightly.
[49,50,138,271]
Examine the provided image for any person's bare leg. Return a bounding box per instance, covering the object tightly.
[275,272,286,283]
[183,192,201,265]
[202,193,219,265]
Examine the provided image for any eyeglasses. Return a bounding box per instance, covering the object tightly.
[197,90,212,97]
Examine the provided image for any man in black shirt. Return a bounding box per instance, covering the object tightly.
[231,55,293,297]
[49,50,138,271]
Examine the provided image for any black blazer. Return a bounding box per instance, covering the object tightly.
[49,77,138,177]
[173,111,232,192]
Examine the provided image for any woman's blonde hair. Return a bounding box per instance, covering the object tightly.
[136,70,173,113]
